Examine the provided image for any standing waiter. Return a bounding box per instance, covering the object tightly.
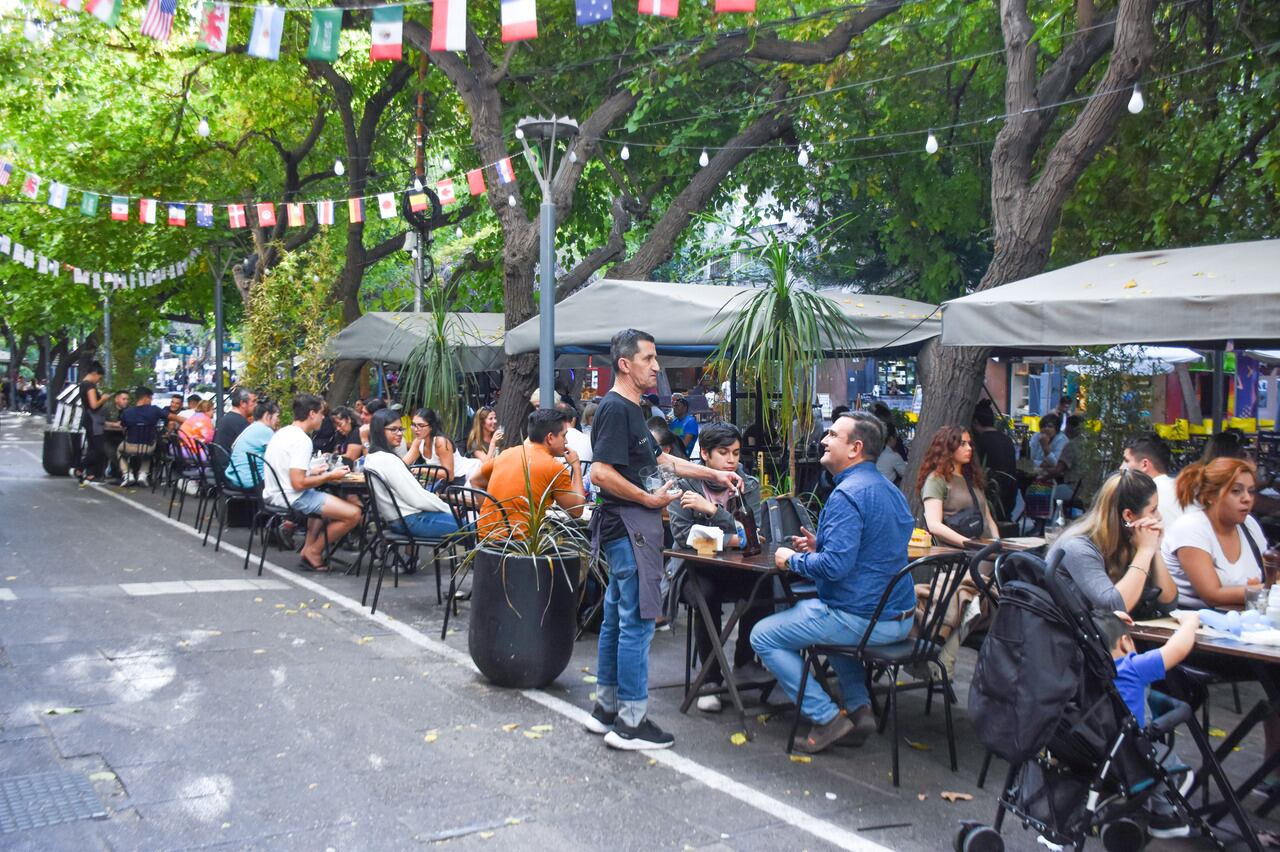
[582,329,741,750]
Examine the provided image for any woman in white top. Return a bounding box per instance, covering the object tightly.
[363,409,459,538]
[404,407,481,484]
[1163,457,1266,610]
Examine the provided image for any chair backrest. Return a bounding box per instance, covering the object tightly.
[442,485,510,537]
[857,550,973,663]
[758,496,815,544]
[410,463,450,492]
[242,451,267,491]
[363,468,413,532]
[207,443,253,493]
[254,452,295,512]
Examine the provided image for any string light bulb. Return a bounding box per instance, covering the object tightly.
[1127,83,1144,114]
[515,127,525,140]
[620,144,630,161]
[333,158,345,176]
[508,194,516,207]
[797,147,809,167]
[455,227,463,238]
[441,157,452,171]
[698,149,709,168]
[924,131,939,155]
[569,150,578,164]
[413,177,423,191]
[196,118,210,138]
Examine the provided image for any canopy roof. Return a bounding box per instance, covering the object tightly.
[326,312,506,371]
[503,279,940,356]
[940,240,1280,349]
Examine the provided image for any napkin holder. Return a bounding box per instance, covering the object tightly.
[687,524,724,557]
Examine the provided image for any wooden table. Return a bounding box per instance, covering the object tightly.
[663,545,790,734]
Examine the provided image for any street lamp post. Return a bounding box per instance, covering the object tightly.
[514,115,578,410]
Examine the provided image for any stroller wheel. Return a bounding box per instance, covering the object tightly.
[1099,818,1145,852]
[954,824,1003,852]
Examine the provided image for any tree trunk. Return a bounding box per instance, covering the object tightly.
[494,260,538,441]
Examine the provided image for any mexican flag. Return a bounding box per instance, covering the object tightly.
[370,6,403,61]
[110,196,128,220]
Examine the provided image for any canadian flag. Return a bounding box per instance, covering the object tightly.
[430,0,466,51]
[376,193,397,219]
[256,202,277,227]
[638,0,678,16]
[437,179,457,205]
[138,198,157,224]
[228,204,248,228]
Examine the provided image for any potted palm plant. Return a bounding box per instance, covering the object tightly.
[704,218,864,488]
[452,466,592,689]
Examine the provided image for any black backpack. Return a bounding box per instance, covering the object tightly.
[968,552,1083,764]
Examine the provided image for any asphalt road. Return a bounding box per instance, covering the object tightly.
[1,410,1274,851]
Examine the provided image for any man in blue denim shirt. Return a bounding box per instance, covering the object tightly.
[751,411,915,754]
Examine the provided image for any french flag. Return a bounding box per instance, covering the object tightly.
[431,0,466,51]
[638,0,677,16]
[500,0,536,42]
[496,157,516,184]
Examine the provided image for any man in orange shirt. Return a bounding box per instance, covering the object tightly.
[471,408,587,538]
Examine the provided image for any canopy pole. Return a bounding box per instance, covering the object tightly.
[1212,350,1225,435]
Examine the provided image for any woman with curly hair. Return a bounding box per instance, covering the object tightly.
[917,425,998,546]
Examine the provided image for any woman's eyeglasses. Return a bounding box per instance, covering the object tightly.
[412,422,429,430]
[386,426,405,433]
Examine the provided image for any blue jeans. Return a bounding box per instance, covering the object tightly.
[751,598,913,725]
[392,511,459,539]
[595,536,656,727]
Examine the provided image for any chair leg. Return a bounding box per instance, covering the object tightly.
[924,674,935,717]
[258,518,273,576]
[977,751,995,788]
[361,543,378,606]
[371,551,392,614]
[243,514,259,572]
[1232,682,1243,714]
[214,500,228,553]
[939,664,958,772]
[888,676,900,787]
[786,649,815,754]
[202,496,216,546]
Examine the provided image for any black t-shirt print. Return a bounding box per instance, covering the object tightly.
[591,391,660,540]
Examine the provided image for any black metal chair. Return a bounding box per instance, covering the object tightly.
[439,485,509,639]
[202,443,259,553]
[363,468,453,615]
[786,546,991,787]
[168,438,215,528]
[409,463,450,492]
[241,453,324,576]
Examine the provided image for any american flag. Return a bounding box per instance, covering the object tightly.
[140,0,177,42]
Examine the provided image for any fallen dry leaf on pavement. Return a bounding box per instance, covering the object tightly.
[905,739,931,751]
[1208,727,1227,738]
[522,730,542,739]
[940,791,973,803]
[582,675,597,683]
[502,723,520,732]
[530,724,553,733]
[789,755,812,764]
[729,732,747,746]
[917,794,928,801]
[756,713,771,724]
[357,636,373,644]
[423,730,439,743]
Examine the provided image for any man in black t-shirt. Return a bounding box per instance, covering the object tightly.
[972,400,1018,520]
[213,387,257,455]
[583,329,741,751]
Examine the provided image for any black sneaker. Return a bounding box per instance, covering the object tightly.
[583,704,616,735]
[1147,810,1192,839]
[604,717,674,751]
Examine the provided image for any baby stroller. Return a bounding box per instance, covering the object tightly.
[955,549,1261,851]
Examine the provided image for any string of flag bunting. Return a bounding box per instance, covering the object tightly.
[0,232,199,292]
[37,0,759,60]
[0,151,519,230]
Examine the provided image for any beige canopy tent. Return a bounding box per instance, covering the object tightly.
[325,312,507,372]
[503,278,941,357]
[939,240,1280,349]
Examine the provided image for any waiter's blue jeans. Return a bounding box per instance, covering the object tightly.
[595,535,655,728]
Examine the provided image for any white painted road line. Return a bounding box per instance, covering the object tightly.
[96,484,892,852]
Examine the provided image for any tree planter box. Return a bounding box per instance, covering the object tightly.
[42,430,82,477]
[468,548,580,689]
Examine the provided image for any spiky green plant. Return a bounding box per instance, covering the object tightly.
[398,289,473,440]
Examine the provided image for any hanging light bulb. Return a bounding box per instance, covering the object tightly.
[455,227,463,238]
[620,144,630,161]
[441,157,452,171]
[515,127,525,140]
[333,158,345,176]
[508,194,517,208]
[924,131,939,155]
[698,149,709,168]
[1127,83,1144,114]
[568,151,578,164]
[413,177,423,191]
[797,147,809,167]
[196,118,210,138]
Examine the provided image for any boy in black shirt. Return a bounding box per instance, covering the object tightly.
[584,329,740,750]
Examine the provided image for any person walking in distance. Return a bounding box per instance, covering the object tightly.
[583,329,742,750]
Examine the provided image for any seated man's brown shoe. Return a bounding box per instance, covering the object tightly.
[838,705,878,747]
[794,712,855,755]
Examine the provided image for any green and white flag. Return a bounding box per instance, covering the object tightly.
[196,2,230,53]
[79,191,99,217]
[306,9,343,61]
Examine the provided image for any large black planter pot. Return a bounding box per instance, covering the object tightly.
[42,430,81,477]
[468,548,580,689]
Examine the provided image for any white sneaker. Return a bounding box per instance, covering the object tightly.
[122,474,135,486]
[696,694,723,713]
[138,475,150,487]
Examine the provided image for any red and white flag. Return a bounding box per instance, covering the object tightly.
[59,0,82,10]
[638,0,677,16]
[436,179,457,205]
[286,202,305,227]
[316,200,335,225]
[466,168,486,196]
[167,203,186,226]
[138,198,157,224]
[376,193,397,219]
[256,202,276,227]
[714,0,753,10]
[110,196,128,221]
[20,174,39,199]
[228,204,248,228]
[370,6,403,60]
[431,0,466,51]
[501,0,537,42]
